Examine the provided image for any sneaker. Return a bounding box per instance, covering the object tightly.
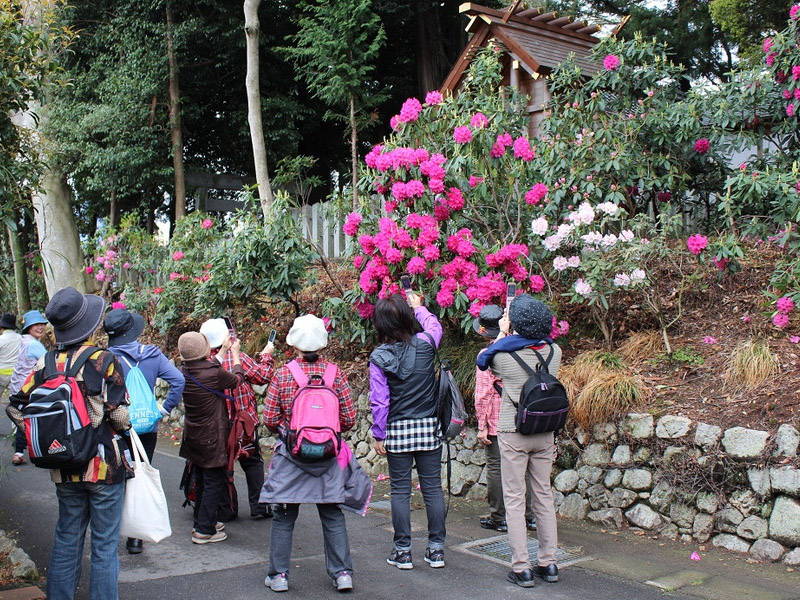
[526,518,537,531]
[191,530,227,544]
[333,571,353,592]
[479,517,508,532]
[125,538,143,554]
[424,548,445,568]
[265,573,289,592]
[192,522,225,534]
[507,568,536,588]
[386,549,413,570]
[251,503,273,519]
[534,563,559,583]
[11,453,26,466]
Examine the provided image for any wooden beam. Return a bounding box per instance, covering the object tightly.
[517,7,542,18]
[612,14,631,36]
[460,4,599,41]
[564,21,586,30]
[549,16,572,26]
[493,27,541,73]
[440,24,491,93]
[502,0,521,23]
[577,24,601,34]
[533,11,556,21]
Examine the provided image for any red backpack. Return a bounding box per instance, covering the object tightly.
[284,361,341,461]
[22,347,101,470]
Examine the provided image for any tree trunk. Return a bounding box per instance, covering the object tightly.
[109,189,119,227]
[166,0,186,220]
[243,0,274,217]
[415,0,449,97]
[32,173,90,295]
[349,94,358,209]
[7,218,31,313]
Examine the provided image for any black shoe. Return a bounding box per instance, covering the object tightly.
[479,517,508,532]
[526,518,537,531]
[424,547,445,568]
[126,538,143,555]
[386,549,413,570]
[507,568,535,588]
[535,564,559,583]
[251,504,273,519]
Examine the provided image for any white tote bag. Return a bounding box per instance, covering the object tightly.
[119,429,172,543]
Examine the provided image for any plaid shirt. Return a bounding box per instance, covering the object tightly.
[219,350,274,423]
[475,348,502,436]
[263,357,356,433]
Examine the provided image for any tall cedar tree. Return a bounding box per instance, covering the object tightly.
[285,0,387,208]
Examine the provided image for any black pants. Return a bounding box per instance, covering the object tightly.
[14,426,26,453]
[193,466,227,535]
[239,453,265,512]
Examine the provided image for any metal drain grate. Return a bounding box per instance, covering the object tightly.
[454,534,588,568]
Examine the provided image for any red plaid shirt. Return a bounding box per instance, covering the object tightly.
[219,350,274,422]
[475,349,502,436]
[263,357,356,433]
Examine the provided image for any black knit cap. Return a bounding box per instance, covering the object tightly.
[509,294,553,339]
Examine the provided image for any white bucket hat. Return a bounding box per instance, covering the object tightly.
[286,314,328,352]
[199,318,229,349]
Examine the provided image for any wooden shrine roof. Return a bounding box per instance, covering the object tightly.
[441,3,602,93]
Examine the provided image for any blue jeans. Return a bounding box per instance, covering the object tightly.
[387,447,446,551]
[269,503,353,580]
[48,481,125,600]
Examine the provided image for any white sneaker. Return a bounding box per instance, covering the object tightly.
[265,573,289,592]
[191,530,227,544]
[334,571,353,592]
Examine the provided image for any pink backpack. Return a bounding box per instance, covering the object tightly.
[285,360,342,461]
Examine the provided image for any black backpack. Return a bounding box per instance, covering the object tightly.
[509,346,569,435]
[423,333,466,440]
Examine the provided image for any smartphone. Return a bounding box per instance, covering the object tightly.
[506,283,516,308]
[268,329,277,344]
[400,274,412,292]
[222,315,236,339]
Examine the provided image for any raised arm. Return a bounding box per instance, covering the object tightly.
[415,306,442,347]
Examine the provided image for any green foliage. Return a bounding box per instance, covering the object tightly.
[709,0,791,59]
[662,347,705,366]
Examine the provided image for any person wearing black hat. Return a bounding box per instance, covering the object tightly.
[476,294,562,589]
[0,312,21,400]
[104,308,185,555]
[473,305,537,534]
[5,286,131,600]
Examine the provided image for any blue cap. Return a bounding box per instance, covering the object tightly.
[22,310,48,332]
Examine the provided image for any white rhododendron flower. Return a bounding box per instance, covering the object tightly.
[613,273,631,287]
[531,216,548,236]
[581,231,602,246]
[543,234,562,251]
[619,229,634,242]
[601,233,618,248]
[630,268,646,282]
[553,256,569,271]
[574,278,594,297]
[596,202,619,216]
[567,255,580,268]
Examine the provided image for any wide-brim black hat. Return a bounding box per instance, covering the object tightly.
[104,309,145,347]
[0,313,16,330]
[472,304,503,338]
[509,294,553,340]
[46,287,107,346]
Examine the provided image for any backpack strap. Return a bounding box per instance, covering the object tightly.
[65,346,101,379]
[285,360,309,388]
[43,350,60,380]
[509,351,536,376]
[117,354,133,371]
[510,344,553,375]
[321,363,338,388]
[184,369,236,402]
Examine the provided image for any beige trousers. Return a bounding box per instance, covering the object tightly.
[498,430,558,572]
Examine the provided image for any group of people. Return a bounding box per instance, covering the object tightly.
[3,283,562,598]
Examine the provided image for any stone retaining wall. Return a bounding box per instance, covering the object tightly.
[158,380,800,566]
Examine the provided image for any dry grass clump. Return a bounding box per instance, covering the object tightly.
[570,370,649,429]
[725,339,780,389]
[617,331,664,363]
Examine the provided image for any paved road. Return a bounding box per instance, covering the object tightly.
[3,409,791,600]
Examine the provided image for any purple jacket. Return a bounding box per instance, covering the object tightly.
[369,306,442,440]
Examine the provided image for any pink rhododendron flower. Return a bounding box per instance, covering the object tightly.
[356,301,374,319]
[399,97,423,122]
[434,202,450,221]
[343,212,363,237]
[153,287,163,294]
[453,126,472,144]
[712,257,729,271]
[95,271,105,281]
[407,256,427,274]
[784,89,793,99]
[703,336,717,344]
[767,53,777,67]
[423,245,440,261]
[490,142,506,158]
[792,4,800,19]
[425,90,443,105]
[524,183,547,205]
[436,289,455,308]
[122,262,131,269]
[385,248,403,264]
[428,178,445,194]
[390,115,401,130]
[788,103,796,117]
[446,187,465,210]
[790,335,800,343]
[694,138,710,153]
[111,301,127,310]
[172,250,185,260]
[686,234,708,255]
[202,218,214,229]
[353,255,365,270]
[468,176,483,188]
[470,112,488,129]
[772,313,790,328]
[359,235,375,255]
[777,296,795,314]
[513,136,534,161]
[85,266,94,275]
[763,37,774,53]
[529,275,546,293]
[603,54,620,70]
[558,320,570,335]
[169,272,182,281]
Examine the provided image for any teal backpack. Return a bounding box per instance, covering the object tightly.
[119,347,161,434]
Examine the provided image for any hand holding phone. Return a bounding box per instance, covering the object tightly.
[506,283,517,309]
[222,315,236,339]
[262,329,277,356]
[268,329,277,344]
[400,274,412,294]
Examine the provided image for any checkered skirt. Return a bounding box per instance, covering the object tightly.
[385,416,442,453]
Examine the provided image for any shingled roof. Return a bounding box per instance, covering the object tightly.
[441,2,602,93]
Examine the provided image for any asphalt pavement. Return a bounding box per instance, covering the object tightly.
[1,408,797,600]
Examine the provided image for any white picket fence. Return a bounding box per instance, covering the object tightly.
[291,200,353,260]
